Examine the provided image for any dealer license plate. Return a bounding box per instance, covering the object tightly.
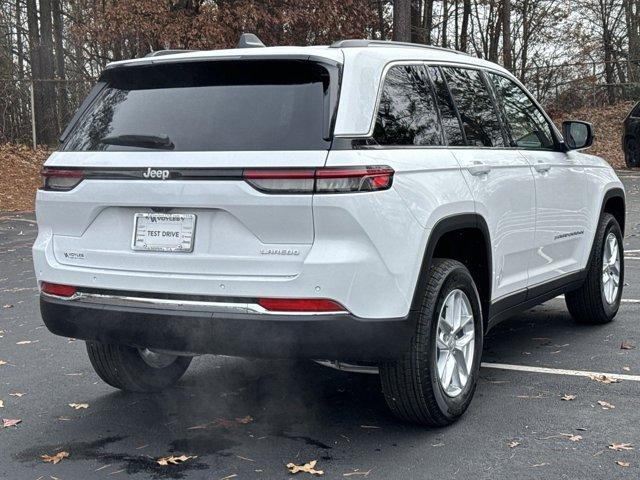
[132,213,196,252]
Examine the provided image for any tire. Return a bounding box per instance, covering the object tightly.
[624,136,639,168]
[86,341,192,392]
[565,213,623,324]
[380,259,483,427]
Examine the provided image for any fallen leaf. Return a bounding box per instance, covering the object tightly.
[2,418,21,428]
[41,452,69,465]
[235,415,253,424]
[561,433,582,442]
[68,403,89,410]
[9,392,25,397]
[0,400,3,408]
[609,443,634,451]
[287,460,324,475]
[0,360,7,366]
[508,441,521,448]
[620,340,636,350]
[597,400,615,410]
[561,394,576,401]
[616,461,630,467]
[622,366,631,372]
[589,374,620,384]
[2,304,13,308]
[156,455,196,466]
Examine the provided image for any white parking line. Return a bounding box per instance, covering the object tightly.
[481,362,640,382]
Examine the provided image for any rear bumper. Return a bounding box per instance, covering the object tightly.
[40,294,415,361]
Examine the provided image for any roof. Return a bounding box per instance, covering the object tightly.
[105,43,512,137]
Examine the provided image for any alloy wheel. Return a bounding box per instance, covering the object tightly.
[436,289,475,398]
[602,232,620,305]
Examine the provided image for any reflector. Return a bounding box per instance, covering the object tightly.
[258,298,346,312]
[41,282,77,298]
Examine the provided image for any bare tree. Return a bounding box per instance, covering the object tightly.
[394,0,412,41]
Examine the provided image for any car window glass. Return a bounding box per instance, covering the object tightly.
[426,66,466,146]
[373,65,443,146]
[442,67,505,147]
[489,73,555,149]
[63,60,334,151]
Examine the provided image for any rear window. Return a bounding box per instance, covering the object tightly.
[62,60,337,151]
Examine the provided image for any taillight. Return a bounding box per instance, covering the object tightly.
[243,166,394,194]
[258,298,346,313]
[41,168,84,191]
[315,166,394,193]
[41,282,77,298]
[243,169,315,194]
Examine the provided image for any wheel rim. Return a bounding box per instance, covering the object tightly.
[602,232,621,305]
[138,348,177,369]
[436,289,475,398]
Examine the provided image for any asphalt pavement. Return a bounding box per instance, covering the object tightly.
[1,174,639,479]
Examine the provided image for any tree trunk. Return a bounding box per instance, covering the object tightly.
[520,0,530,81]
[377,0,386,40]
[16,0,24,78]
[424,0,434,44]
[52,0,68,127]
[460,0,470,52]
[442,0,448,48]
[411,0,423,43]
[393,0,412,42]
[502,0,512,70]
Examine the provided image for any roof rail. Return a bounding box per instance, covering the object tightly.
[144,49,197,58]
[330,39,469,56]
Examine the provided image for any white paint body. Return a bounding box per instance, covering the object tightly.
[33,44,624,319]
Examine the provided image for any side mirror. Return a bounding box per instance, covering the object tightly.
[562,121,594,150]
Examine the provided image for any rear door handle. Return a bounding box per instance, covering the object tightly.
[533,162,551,173]
[467,162,491,176]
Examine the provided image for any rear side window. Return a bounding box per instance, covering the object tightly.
[442,67,505,147]
[489,73,555,149]
[62,60,336,151]
[427,66,465,146]
[373,65,443,146]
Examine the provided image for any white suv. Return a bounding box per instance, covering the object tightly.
[34,36,625,426]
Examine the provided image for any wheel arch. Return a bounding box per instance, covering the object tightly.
[601,188,625,236]
[410,214,492,328]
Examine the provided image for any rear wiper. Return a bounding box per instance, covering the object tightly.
[100,134,175,150]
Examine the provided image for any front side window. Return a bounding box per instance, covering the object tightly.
[63,60,335,151]
[373,65,443,146]
[489,73,555,149]
[442,67,505,147]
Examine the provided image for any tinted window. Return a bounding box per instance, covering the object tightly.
[427,66,465,146]
[442,67,505,147]
[63,60,335,151]
[489,73,555,149]
[373,65,442,146]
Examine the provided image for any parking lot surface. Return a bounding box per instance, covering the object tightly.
[1,173,639,479]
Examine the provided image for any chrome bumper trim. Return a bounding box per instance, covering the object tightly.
[41,291,344,316]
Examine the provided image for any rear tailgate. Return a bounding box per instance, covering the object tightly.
[37,59,338,279]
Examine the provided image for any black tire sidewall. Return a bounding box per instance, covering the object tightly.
[424,266,483,419]
[625,136,639,167]
[599,217,624,317]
